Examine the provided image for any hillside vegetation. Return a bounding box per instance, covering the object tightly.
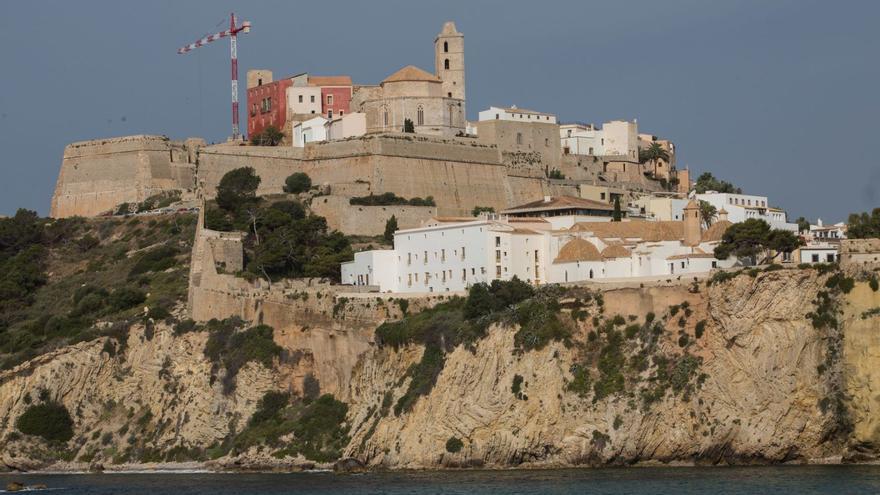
[0,210,196,370]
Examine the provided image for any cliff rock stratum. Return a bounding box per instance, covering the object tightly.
[1,211,879,471]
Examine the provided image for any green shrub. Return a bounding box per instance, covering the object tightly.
[695,320,707,339]
[250,391,290,426]
[16,402,74,442]
[870,276,879,292]
[291,394,349,462]
[205,323,283,394]
[511,374,524,399]
[108,287,146,312]
[129,245,178,277]
[284,173,312,194]
[445,436,464,453]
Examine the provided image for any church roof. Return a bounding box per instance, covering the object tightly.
[601,244,632,259]
[568,221,684,242]
[308,75,352,87]
[701,220,733,242]
[382,65,441,84]
[554,238,603,264]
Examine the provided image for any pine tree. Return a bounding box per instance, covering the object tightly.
[384,215,398,242]
[612,197,622,222]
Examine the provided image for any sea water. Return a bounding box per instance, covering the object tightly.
[2,465,879,494]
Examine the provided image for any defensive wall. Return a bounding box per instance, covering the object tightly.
[50,135,201,218]
[187,210,445,399]
[50,132,665,231]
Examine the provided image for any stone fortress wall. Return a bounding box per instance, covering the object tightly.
[50,135,202,218]
[50,131,660,233]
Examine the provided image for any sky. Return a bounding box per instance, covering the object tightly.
[0,0,878,223]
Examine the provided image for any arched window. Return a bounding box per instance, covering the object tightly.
[443,41,448,53]
[516,132,523,145]
[444,59,450,70]
[417,106,424,126]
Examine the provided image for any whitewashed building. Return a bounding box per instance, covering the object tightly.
[342,200,739,293]
[695,192,797,231]
[292,116,329,147]
[327,112,366,141]
[560,120,639,160]
[478,105,557,124]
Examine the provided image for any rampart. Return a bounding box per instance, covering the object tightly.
[50,135,200,218]
[309,195,437,236]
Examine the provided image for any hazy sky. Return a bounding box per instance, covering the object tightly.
[1,0,878,222]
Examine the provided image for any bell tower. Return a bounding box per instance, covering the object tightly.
[435,21,465,102]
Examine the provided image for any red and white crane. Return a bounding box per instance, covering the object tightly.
[177,13,251,140]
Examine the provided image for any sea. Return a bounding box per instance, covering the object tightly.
[1,466,879,494]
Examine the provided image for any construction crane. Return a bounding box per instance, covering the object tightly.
[177,13,251,141]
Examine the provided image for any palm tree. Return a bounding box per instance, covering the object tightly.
[699,200,717,229]
[639,142,671,178]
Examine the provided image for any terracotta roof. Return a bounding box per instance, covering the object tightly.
[667,252,718,260]
[701,220,733,242]
[554,238,602,263]
[382,65,441,84]
[502,196,614,214]
[569,221,684,242]
[308,75,352,87]
[508,217,549,223]
[601,244,632,259]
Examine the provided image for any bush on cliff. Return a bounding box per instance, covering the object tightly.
[204,321,283,394]
[283,172,312,194]
[16,402,74,443]
[216,167,261,212]
[349,192,435,207]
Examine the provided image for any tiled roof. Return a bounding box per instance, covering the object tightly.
[667,252,717,260]
[502,196,614,214]
[601,244,632,259]
[308,75,352,86]
[701,220,733,242]
[568,221,684,242]
[554,238,603,263]
[382,65,441,83]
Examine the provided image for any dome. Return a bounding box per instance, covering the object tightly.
[601,244,632,259]
[554,238,602,263]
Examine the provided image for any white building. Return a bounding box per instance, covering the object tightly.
[695,192,797,231]
[327,112,366,141]
[292,116,329,147]
[560,120,639,160]
[287,85,322,116]
[342,200,738,293]
[478,105,557,124]
[798,244,839,264]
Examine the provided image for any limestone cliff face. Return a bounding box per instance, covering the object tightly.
[1,268,877,471]
[344,270,877,468]
[0,323,281,471]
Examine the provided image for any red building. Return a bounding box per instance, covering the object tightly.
[309,76,353,119]
[246,77,292,138]
[246,72,353,140]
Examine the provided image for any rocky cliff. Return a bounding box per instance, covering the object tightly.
[0,267,878,471]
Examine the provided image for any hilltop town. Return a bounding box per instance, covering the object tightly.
[0,21,878,473]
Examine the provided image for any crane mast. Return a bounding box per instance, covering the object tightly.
[177,13,251,141]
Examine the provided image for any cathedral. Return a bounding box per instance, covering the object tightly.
[350,22,466,137]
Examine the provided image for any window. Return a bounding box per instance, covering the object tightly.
[496,266,502,278]
[712,261,717,268]
[407,253,412,265]
[545,138,549,146]
[328,110,333,119]
[444,41,448,53]
[495,236,501,247]
[408,274,412,287]
[339,110,344,116]
[424,251,428,264]
[495,114,499,119]
[267,97,272,111]
[258,78,263,86]
[496,250,501,263]
[383,108,389,126]
[417,106,424,125]
[600,192,606,200]
[444,58,450,70]
[461,246,466,259]
[298,95,303,103]
[441,249,446,261]
[567,130,572,137]
[448,92,452,98]
[589,147,594,154]
[827,254,835,262]
[310,95,315,103]
[327,94,333,105]
[812,254,819,263]
[462,268,466,280]
[516,133,523,145]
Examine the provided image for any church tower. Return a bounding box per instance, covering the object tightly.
[435,22,465,102]
[683,199,702,246]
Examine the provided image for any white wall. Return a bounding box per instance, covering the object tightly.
[293,117,328,147]
[696,193,797,231]
[478,106,557,124]
[327,112,366,141]
[799,247,838,264]
[287,86,322,116]
[341,250,398,291]
[602,120,638,160]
